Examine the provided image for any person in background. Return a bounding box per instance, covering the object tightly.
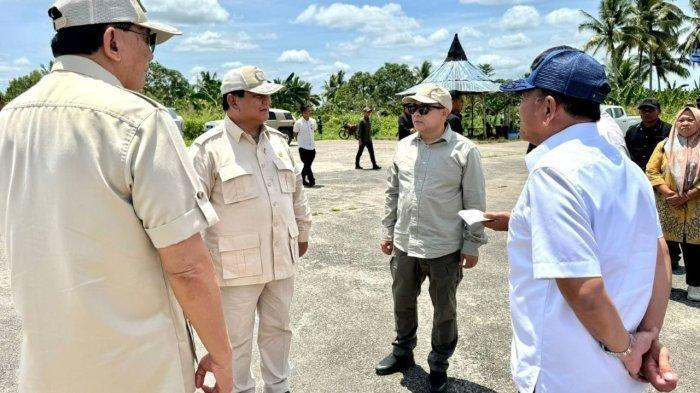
[0,1,232,392]
[446,91,465,135]
[646,106,700,302]
[294,103,318,187]
[356,106,381,170]
[190,65,312,393]
[398,104,414,140]
[625,98,672,169]
[487,47,678,393]
[377,84,487,393]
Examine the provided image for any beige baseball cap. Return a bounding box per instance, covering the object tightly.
[48,0,181,44]
[220,66,285,96]
[402,84,452,112]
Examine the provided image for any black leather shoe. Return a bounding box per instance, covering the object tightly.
[429,370,447,392]
[355,165,363,170]
[375,353,415,375]
[372,165,382,170]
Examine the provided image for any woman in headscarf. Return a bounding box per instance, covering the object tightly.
[647,106,700,301]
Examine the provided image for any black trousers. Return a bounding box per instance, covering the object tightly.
[390,249,462,372]
[667,240,700,286]
[298,148,316,186]
[355,140,377,167]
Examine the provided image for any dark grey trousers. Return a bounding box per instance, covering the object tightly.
[390,248,462,372]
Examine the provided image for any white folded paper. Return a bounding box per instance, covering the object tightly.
[458,209,492,226]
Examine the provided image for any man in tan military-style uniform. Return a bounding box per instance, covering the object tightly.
[0,1,232,392]
[190,65,312,393]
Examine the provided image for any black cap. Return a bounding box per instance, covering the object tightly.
[638,98,660,110]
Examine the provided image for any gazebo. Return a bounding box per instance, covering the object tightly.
[397,33,504,137]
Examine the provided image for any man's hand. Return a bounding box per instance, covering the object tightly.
[666,193,688,208]
[483,212,510,232]
[460,254,478,269]
[640,340,678,392]
[620,328,658,376]
[195,353,233,393]
[298,242,309,258]
[380,240,394,255]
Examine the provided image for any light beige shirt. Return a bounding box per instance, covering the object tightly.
[382,125,488,258]
[190,116,311,287]
[0,56,218,393]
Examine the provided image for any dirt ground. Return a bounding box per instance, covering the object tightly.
[1,139,698,392]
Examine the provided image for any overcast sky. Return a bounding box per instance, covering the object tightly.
[1,0,698,93]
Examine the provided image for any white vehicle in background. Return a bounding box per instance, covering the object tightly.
[201,108,296,144]
[166,107,184,136]
[600,105,641,132]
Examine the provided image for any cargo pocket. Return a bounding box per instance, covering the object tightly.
[274,158,297,193]
[219,234,263,279]
[219,163,258,203]
[288,225,299,263]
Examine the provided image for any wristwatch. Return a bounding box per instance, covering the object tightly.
[601,333,635,359]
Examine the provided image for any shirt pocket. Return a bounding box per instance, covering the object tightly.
[219,233,263,279]
[274,158,297,193]
[219,163,258,203]
[288,225,300,263]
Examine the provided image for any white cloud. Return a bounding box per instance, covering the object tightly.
[372,28,449,48]
[188,66,207,75]
[258,32,278,40]
[398,55,416,64]
[501,5,540,30]
[476,54,522,69]
[221,61,243,69]
[545,8,582,26]
[13,57,30,66]
[277,49,317,64]
[459,26,483,38]
[147,0,229,24]
[333,61,351,71]
[488,32,532,49]
[295,3,420,33]
[460,0,530,4]
[174,31,258,52]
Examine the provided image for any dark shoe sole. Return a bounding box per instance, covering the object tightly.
[375,359,415,376]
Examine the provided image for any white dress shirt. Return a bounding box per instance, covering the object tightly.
[508,122,661,393]
[293,117,317,150]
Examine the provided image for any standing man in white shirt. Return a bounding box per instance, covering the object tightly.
[484,47,678,393]
[293,104,318,187]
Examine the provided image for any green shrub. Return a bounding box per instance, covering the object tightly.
[181,108,220,142]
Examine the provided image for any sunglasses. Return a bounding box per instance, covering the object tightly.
[406,104,443,116]
[120,27,157,53]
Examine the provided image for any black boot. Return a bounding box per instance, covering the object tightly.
[429,370,447,392]
[375,353,415,375]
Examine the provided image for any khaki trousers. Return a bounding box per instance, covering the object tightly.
[221,277,294,393]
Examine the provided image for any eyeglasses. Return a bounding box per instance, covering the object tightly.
[406,104,443,116]
[119,27,157,53]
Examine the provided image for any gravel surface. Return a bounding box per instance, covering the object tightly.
[1,139,698,392]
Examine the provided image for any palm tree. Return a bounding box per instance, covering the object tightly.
[272,73,320,112]
[477,63,495,78]
[579,0,632,66]
[625,0,686,90]
[413,61,432,83]
[322,70,346,101]
[191,71,222,108]
[681,0,700,57]
[606,58,645,106]
[638,49,690,90]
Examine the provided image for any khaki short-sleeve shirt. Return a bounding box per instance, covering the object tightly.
[0,56,218,393]
[190,117,312,287]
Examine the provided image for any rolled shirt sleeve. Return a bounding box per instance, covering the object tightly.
[382,155,400,241]
[528,167,601,279]
[461,146,488,256]
[127,109,219,249]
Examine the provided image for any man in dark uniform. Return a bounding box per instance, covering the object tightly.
[624,98,679,270]
[356,106,381,170]
[397,104,413,140]
[446,91,464,135]
[625,98,672,169]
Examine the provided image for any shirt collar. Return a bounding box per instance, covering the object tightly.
[414,124,453,145]
[525,122,597,173]
[52,55,123,88]
[225,115,268,144]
